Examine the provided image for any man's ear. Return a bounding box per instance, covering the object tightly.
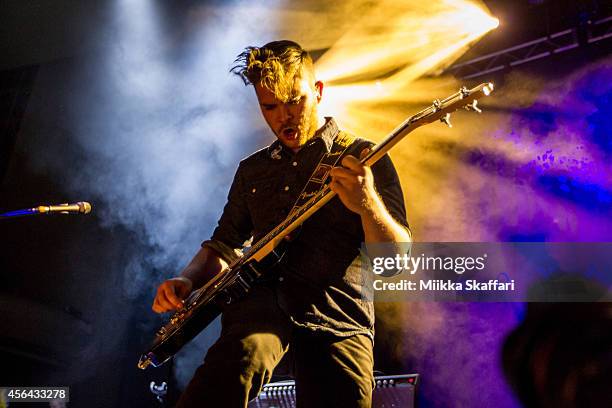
[314,81,324,102]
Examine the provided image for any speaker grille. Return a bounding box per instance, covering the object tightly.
[248,374,419,408]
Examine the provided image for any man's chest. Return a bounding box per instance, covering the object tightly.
[243,156,317,238]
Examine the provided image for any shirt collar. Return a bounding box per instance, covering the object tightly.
[267,117,339,159]
[315,117,339,152]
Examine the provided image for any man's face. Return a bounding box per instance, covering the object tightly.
[254,73,323,153]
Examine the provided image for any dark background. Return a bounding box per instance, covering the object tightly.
[1,1,610,407]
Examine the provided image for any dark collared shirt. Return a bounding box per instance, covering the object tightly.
[204,118,409,338]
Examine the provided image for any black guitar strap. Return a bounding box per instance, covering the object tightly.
[288,131,355,217]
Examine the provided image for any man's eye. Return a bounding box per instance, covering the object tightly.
[263,105,276,110]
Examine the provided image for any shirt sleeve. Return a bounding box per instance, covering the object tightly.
[203,163,254,261]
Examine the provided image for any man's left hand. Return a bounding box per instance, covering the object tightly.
[329,149,378,216]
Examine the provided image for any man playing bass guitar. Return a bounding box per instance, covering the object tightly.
[152,40,411,408]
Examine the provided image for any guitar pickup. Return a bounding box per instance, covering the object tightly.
[242,262,263,280]
[236,274,251,290]
[221,273,252,304]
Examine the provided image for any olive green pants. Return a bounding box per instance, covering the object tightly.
[175,285,374,408]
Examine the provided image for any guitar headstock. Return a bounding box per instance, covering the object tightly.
[415,82,494,128]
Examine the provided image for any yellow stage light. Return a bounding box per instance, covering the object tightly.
[313,0,498,128]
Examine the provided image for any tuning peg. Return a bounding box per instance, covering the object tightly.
[440,113,452,128]
[460,86,469,98]
[432,99,442,112]
[464,99,482,113]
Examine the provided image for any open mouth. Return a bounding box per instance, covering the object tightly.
[282,126,298,141]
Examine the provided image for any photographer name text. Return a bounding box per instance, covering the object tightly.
[373,279,515,291]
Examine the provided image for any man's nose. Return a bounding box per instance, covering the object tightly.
[279,104,293,122]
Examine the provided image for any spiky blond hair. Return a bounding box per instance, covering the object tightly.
[231,40,315,103]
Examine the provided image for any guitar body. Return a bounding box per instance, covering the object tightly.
[139,247,285,369]
[140,293,223,369]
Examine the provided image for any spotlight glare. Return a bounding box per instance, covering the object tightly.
[314,0,499,135]
[460,8,500,36]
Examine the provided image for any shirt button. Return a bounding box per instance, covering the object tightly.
[284,186,289,191]
[278,276,284,282]
[292,161,298,167]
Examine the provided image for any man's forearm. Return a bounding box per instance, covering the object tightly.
[360,193,411,243]
[180,246,228,289]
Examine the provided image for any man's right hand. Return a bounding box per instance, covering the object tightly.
[152,277,193,313]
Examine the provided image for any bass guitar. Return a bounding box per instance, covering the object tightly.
[138,82,494,369]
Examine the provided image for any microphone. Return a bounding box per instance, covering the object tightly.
[0,201,92,218]
[36,201,92,214]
